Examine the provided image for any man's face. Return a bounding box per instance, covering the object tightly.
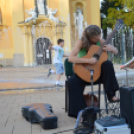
[59,41,64,47]
[90,34,101,43]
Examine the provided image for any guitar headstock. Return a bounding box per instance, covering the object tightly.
[114,19,124,31]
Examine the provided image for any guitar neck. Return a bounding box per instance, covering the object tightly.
[97,29,117,56]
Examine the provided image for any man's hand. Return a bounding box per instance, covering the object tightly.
[103,44,118,54]
[50,43,53,47]
[49,43,53,50]
[88,57,97,64]
[103,44,114,52]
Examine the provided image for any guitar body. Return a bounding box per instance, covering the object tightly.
[74,45,108,83]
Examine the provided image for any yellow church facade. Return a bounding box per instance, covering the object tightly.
[0,0,100,66]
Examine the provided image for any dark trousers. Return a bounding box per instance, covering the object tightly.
[68,61,119,118]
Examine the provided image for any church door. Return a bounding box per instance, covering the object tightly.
[36,38,51,65]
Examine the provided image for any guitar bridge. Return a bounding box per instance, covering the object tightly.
[86,66,91,71]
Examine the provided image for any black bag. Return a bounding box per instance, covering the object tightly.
[120,86,134,134]
[82,107,100,127]
[83,93,100,108]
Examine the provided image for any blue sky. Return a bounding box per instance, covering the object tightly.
[100,0,103,6]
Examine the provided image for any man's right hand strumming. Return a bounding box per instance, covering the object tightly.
[88,57,97,64]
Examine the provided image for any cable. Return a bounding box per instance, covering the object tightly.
[53,125,93,134]
[53,126,82,134]
[74,127,93,134]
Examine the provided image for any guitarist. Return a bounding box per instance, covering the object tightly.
[68,25,119,118]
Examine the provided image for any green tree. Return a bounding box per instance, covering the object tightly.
[115,0,134,28]
[101,0,123,39]
[102,0,134,33]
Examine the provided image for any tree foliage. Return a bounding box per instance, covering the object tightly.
[101,0,124,30]
[101,0,134,29]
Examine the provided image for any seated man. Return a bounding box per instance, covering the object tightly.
[68,25,119,118]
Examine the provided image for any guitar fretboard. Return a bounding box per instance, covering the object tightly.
[97,29,117,56]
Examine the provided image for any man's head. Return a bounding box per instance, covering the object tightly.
[57,39,64,47]
[81,25,101,50]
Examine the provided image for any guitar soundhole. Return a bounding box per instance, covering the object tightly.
[93,54,100,60]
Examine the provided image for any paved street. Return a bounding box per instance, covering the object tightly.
[0,64,131,134]
[0,64,134,90]
[0,86,105,134]
[0,65,64,90]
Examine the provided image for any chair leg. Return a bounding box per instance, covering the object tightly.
[98,84,101,109]
[67,82,69,113]
[65,80,68,112]
[103,85,108,114]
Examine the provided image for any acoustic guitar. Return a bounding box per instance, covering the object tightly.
[74,19,124,82]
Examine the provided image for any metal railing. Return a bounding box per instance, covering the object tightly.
[106,27,134,64]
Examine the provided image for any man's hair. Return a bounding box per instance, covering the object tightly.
[57,39,64,45]
[81,25,101,51]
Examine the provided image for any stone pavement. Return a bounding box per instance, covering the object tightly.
[0,64,134,90]
[0,65,59,90]
[0,64,122,134]
[0,86,106,134]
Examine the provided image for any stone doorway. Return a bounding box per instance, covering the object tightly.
[36,38,51,65]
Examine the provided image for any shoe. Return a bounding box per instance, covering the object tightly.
[108,96,120,102]
[47,69,51,77]
[55,84,63,90]
[55,84,63,87]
